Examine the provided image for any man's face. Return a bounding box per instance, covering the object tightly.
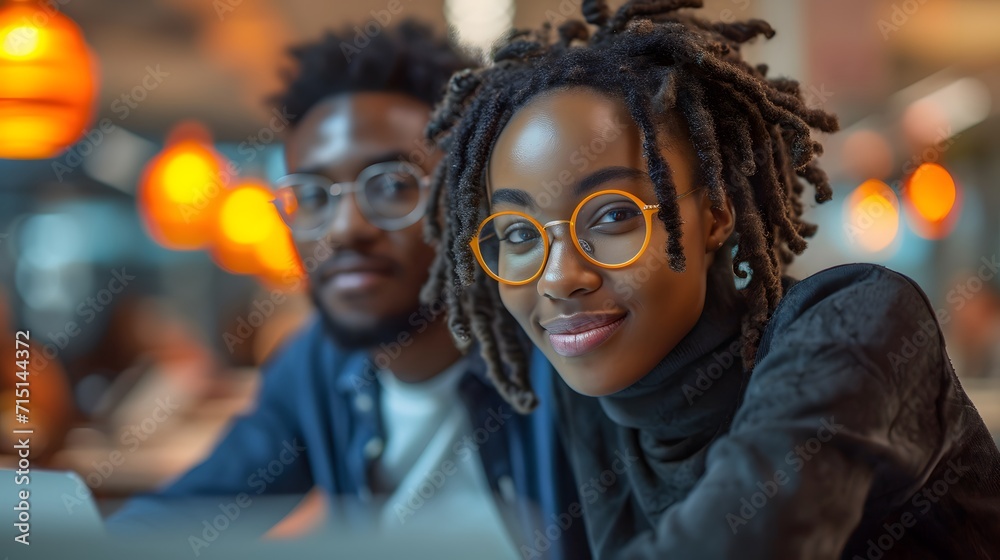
[283,92,438,348]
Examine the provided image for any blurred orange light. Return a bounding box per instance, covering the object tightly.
[138,128,228,250]
[0,4,98,158]
[212,181,288,277]
[2,26,40,58]
[220,186,278,245]
[162,153,219,205]
[253,228,294,271]
[844,179,900,253]
[906,163,956,223]
[253,228,305,289]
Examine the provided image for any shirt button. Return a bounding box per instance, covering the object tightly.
[498,475,516,504]
[363,437,384,460]
[354,393,373,413]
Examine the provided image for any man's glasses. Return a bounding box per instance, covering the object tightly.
[272,160,430,239]
[470,187,702,286]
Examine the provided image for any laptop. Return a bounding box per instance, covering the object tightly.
[0,468,105,558]
[1,468,104,539]
[0,469,521,559]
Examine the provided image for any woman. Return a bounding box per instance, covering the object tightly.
[423,1,1000,558]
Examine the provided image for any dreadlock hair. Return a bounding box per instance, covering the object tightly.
[271,19,474,127]
[423,0,839,414]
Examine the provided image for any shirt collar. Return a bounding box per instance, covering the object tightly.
[333,343,487,396]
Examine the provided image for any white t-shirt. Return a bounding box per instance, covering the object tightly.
[371,359,519,558]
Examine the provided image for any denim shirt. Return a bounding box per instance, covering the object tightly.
[109,315,590,560]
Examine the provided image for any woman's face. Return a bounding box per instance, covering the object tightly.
[486,87,734,396]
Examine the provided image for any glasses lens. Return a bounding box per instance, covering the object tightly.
[477,214,545,283]
[273,187,299,225]
[574,193,647,266]
[363,165,423,221]
[274,179,334,234]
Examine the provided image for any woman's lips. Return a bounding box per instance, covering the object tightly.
[542,313,627,358]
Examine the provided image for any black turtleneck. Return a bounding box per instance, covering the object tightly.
[551,263,1000,559]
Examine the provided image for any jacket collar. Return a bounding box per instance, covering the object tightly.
[598,278,747,441]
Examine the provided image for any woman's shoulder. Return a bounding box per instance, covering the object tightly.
[758,263,943,364]
[743,263,951,416]
[733,265,994,492]
[774,262,938,328]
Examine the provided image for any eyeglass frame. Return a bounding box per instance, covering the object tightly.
[272,160,432,240]
[470,186,704,286]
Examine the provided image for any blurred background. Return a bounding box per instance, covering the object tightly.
[0,0,998,530]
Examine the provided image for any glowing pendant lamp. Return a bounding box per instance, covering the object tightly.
[0,1,98,159]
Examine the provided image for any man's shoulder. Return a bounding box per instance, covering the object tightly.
[264,314,324,366]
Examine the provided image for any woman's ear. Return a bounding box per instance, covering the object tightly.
[704,193,736,253]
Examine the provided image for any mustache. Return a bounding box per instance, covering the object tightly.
[310,250,399,283]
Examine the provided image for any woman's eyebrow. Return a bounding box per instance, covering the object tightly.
[490,167,649,209]
[573,166,648,198]
[491,188,537,210]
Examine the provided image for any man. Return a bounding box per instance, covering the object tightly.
[110,21,587,560]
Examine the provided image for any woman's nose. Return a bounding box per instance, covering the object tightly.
[535,223,602,300]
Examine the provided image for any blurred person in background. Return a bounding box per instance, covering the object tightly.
[946,271,1000,380]
[108,20,588,559]
[0,287,75,465]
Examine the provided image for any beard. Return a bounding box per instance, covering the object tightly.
[308,287,425,350]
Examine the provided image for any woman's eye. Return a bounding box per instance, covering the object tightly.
[501,225,540,244]
[597,207,641,224]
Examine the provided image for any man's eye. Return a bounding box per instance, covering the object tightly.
[384,178,409,195]
[372,173,417,198]
[297,192,325,209]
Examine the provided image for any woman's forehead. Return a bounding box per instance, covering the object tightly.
[485,87,699,207]
[488,88,643,187]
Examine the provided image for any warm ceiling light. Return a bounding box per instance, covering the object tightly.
[211,180,287,276]
[904,163,961,240]
[844,179,900,254]
[138,125,227,251]
[445,0,514,57]
[0,4,98,159]
[218,185,278,246]
[907,163,956,223]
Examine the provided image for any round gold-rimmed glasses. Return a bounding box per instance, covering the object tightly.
[470,186,703,286]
